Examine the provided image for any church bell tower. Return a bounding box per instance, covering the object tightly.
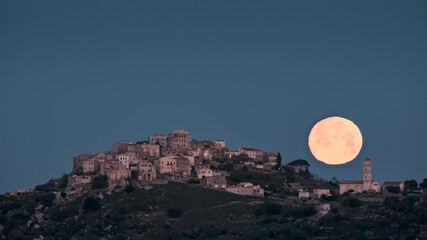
[363,158,372,191]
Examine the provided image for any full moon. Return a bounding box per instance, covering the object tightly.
[308,116,363,165]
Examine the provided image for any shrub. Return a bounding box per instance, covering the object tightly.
[51,208,72,221]
[1,202,22,214]
[255,202,283,215]
[60,191,67,198]
[384,196,399,210]
[83,197,101,213]
[386,186,401,193]
[125,184,135,193]
[341,197,363,208]
[167,208,183,218]
[92,175,108,189]
[284,205,316,218]
[187,178,200,184]
[37,193,56,207]
[131,171,138,180]
[321,194,339,201]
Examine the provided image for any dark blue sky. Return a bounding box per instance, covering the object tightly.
[1,1,426,193]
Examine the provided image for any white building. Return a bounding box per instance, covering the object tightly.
[313,189,331,198]
[226,182,264,197]
[317,204,331,216]
[298,191,311,199]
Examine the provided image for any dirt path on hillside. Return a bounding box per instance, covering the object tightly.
[209,201,246,209]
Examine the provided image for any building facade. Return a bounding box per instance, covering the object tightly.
[167,129,191,149]
[339,158,380,194]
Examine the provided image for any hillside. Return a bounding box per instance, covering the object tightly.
[1,180,427,240]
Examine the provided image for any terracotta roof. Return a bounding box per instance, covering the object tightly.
[383,181,403,185]
[340,180,363,184]
[240,147,262,152]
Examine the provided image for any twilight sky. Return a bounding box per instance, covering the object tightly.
[1,1,426,193]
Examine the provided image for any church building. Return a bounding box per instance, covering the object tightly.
[339,158,381,194]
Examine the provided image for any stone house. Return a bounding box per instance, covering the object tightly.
[72,154,92,174]
[206,175,227,189]
[68,175,91,189]
[100,160,131,185]
[298,191,311,199]
[382,181,404,193]
[226,182,264,197]
[135,141,160,158]
[317,204,331,216]
[138,160,156,181]
[197,168,213,179]
[313,189,331,198]
[149,134,167,147]
[238,147,264,161]
[167,129,191,149]
[156,156,177,174]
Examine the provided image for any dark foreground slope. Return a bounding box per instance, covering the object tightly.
[1,182,427,240]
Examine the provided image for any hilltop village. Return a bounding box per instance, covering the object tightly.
[2,129,427,239]
[61,129,274,198]
[7,129,417,200]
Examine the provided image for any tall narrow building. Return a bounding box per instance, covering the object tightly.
[339,157,381,194]
[362,158,372,191]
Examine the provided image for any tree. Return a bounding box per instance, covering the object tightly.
[37,193,56,207]
[419,178,427,190]
[276,152,282,170]
[60,191,67,198]
[83,197,101,213]
[92,175,109,189]
[287,159,310,173]
[384,196,399,210]
[125,184,135,193]
[386,186,401,193]
[131,171,138,180]
[341,197,363,208]
[59,173,69,188]
[404,179,418,192]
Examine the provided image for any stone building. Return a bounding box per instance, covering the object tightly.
[382,181,404,193]
[175,157,191,176]
[197,167,213,179]
[313,189,331,198]
[138,160,156,181]
[238,147,264,161]
[206,175,227,189]
[68,175,92,189]
[156,156,177,174]
[135,141,160,158]
[167,129,191,149]
[111,142,134,156]
[339,158,380,194]
[149,134,167,147]
[100,160,131,186]
[72,154,92,174]
[161,147,180,157]
[226,182,264,197]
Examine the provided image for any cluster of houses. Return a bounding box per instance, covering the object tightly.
[339,158,404,194]
[294,158,405,200]
[66,129,272,197]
